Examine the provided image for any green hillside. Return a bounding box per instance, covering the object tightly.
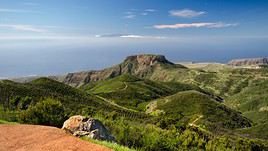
[149,67,268,99]
[0,78,147,123]
[1,55,268,150]
[225,79,268,139]
[84,74,203,110]
[147,90,251,131]
[0,78,92,112]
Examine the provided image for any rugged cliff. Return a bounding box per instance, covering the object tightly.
[228,57,268,66]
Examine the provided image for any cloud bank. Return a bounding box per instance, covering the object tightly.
[95,34,165,39]
[124,8,156,19]
[0,8,37,13]
[169,9,205,18]
[154,22,238,29]
[145,9,156,12]
[124,14,136,19]
[0,24,47,33]
[22,2,39,6]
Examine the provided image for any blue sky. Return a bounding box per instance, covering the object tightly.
[0,0,268,77]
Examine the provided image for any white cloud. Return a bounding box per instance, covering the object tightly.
[207,22,239,28]
[120,35,164,39]
[125,11,133,15]
[95,34,123,38]
[141,9,156,16]
[120,35,143,38]
[95,34,165,39]
[124,14,136,19]
[124,8,156,19]
[121,35,166,39]
[145,9,156,12]
[22,2,39,6]
[0,36,90,41]
[141,12,148,16]
[169,9,205,18]
[154,22,238,29]
[0,24,48,33]
[0,8,37,13]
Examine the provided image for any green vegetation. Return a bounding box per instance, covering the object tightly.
[0,119,17,124]
[0,105,19,122]
[260,65,268,68]
[1,58,268,150]
[0,77,146,124]
[147,91,251,131]
[82,137,136,151]
[89,115,268,151]
[84,74,203,110]
[20,98,66,127]
[226,79,268,139]
[148,64,257,97]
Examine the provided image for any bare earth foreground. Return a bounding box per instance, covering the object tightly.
[0,124,112,151]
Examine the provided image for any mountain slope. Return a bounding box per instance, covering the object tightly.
[83,74,203,110]
[1,54,268,150]
[146,90,252,131]
[225,79,268,139]
[61,54,186,87]
[0,78,90,111]
[0,78,146,122]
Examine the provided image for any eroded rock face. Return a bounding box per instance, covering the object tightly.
[120,54,174,76]
[228,57,268,66]
[124,54,173,66]
[62,115,115,142]
[61,54,180,87]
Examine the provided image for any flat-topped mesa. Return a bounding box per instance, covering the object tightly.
[62,54,182,87]
[124,54,174,66]
[228,57,268,66]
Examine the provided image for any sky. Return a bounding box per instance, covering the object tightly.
[0,0,268,77]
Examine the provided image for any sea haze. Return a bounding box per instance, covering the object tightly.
[0,36,268,78]
[0,0,268,78]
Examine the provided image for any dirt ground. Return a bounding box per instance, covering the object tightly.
[0,124,112,151]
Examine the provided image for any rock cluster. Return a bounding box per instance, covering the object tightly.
[228,57,268,66]
[62,115,115,142]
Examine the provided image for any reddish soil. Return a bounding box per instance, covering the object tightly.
[0,124,112,151]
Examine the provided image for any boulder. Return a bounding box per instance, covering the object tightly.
[62,115,115,142]
[62,115,84,133]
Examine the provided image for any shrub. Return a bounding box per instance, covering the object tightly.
[18,96,33,110]
[20,98,66,127]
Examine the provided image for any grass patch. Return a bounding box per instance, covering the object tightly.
[0,119,18,124]
[82,137,136,151]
